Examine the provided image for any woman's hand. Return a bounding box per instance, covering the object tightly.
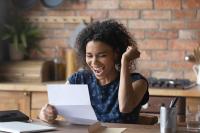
[38,104,58,123]
[122,46,140,63]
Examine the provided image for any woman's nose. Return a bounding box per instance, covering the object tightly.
[91,57,98,65]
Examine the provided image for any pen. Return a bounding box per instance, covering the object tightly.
[169,97,178,108]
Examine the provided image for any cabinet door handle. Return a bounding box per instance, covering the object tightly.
[23,92,30,96]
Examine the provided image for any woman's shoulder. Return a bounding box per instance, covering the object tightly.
[130,72,146,81]
[73,69,93,76]
[68,69,94,84]
[131,73,149,105]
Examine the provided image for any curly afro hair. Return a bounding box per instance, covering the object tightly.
[75,19,137,67]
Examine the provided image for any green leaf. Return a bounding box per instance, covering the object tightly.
[1,33,11,40]
[0,14,42,56]
[13,34,19,50]
[20,33,27,48]
[27,27,40,37]
[4,24,15,33]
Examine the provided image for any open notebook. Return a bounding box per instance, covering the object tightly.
[0,121,56,133]
[47,84,98,125]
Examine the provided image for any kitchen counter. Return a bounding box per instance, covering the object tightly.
[0,82,200,97]
[0,82,199,119]
[0,81,64,92]
[149,85,200,97]
[0,82,46,92]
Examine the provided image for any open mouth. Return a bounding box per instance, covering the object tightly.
[92,67,104,76]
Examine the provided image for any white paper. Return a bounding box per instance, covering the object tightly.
[100,128,127,133]
[47,84,98,125]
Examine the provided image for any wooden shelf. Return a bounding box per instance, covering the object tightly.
[26,16,91,23]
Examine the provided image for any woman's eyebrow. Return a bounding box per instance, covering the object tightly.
[86,51,107,54]
[97,52,107,54]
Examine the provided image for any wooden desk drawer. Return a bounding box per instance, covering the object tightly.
[0,91,30,116]
[31,92,48,118]
[32,92,48,109]
[141,96,185,115]
[186,98,200,112]
[141,96,186,122]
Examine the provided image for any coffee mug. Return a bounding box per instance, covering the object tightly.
[160,106,177,133]
[193,65,200,85]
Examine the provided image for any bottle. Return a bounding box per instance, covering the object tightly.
[66,49,78,78]
[53,46,66,81]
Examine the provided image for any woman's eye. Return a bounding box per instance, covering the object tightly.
[86,55,92,58]
[98,54,106,57]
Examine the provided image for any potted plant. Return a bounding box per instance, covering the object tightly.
[0,14,42,60]
[185,44,200,64]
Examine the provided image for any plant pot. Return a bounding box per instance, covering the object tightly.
[9,45,24,61]
[0,44,3,62]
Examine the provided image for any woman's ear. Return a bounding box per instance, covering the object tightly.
[114,49,119,63]
[114,49,121,71]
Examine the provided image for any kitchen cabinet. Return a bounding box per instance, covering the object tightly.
[0,91,31,116]
[31,92,48,118]
[0,82,48,118]
[186,97,200,113]
[141,96,185,122]
[0,90,48,119]
[0,82,200,120]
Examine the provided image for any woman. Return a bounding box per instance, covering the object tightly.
[39,19,149,124]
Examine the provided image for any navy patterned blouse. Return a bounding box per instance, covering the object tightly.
[68,69,149,123]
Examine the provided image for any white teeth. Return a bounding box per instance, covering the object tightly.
[94,67,103,71]
[93,67,103,74]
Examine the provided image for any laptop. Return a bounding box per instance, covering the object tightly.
[0,121,56,133]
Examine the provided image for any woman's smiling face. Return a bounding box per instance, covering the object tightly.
[86,40,117,81]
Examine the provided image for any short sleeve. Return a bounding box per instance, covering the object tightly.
[131,73,149,105]
[67,70,93,84]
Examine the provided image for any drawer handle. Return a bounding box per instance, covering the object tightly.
[23,92,30,96]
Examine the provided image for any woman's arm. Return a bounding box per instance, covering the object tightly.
[118,46,148,113]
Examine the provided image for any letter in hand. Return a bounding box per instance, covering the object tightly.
[39,104,58,123]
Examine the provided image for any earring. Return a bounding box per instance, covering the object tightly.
[115,64,120,71]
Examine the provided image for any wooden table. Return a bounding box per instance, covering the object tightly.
[32,120,194,133]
